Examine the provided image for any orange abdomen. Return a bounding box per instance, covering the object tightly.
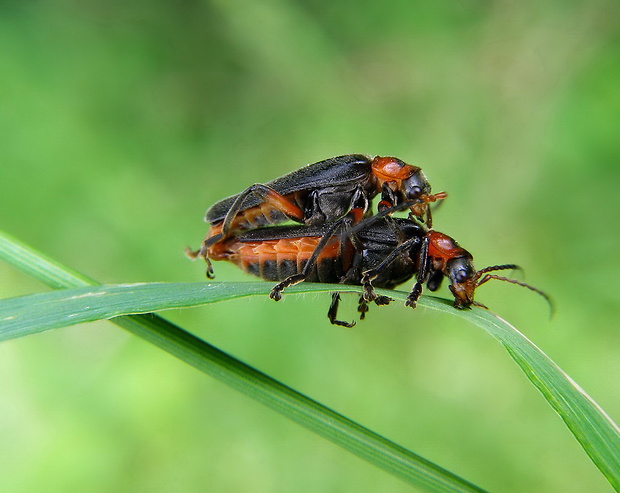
[216,235,347,282]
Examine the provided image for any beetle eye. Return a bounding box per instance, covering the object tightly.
[455,269,470,283]
[409,186,422,198]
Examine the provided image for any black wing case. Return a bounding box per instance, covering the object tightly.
[205,154,372,223]
[236,217,425,247]
[235,223,335,242]
[352,217,425,246]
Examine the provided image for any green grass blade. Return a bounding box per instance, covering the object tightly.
[0,231,483,493]
[0,281,440,341]
[449,308,620,490]
[4,282,619,488]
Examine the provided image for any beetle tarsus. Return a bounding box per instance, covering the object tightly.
[357,296,369,320]
[361,272,378,302]
[405,282,423,308]
[270,274,306,301]
[375,295,392,306]
[205,259,215,279]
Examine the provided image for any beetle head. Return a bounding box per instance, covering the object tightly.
[371,156,447,225]
[445,256,478,308]
[427,231,552,313]
[402,169,432,201]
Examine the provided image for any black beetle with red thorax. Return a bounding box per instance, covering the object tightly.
[188,154,447,277]
[196,211,551,327]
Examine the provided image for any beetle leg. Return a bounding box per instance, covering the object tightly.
[378,182,397,212]
[269,274,306,301]
[360,280,392,305]
[361,271,379,302]
[405,234,430,308]
[424,204,433,228]
[349,186,370,215]
[304,190,324,224]
[184,246,201,260]
[360,237,420,303]
[426,269,444,292]
[204,258,215,279]
[222,184,305,235]
[185,246,215,278]
[405,282,423,308]
[363,285,392,306]
[327,292,356,328]
[374,296,392,306]
[357,295,369,320]
[269,218,348,301]
[419,192,444,228]
[203,232,225,248]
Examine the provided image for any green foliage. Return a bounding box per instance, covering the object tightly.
[1,1,619,491]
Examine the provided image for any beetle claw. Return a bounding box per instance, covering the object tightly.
[270,288,283,301]
[375,296,392,306]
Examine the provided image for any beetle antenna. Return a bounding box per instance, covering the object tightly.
[473,264,521,281]
[477,274,554,317]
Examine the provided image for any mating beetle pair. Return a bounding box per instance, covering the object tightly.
[190,154,446,276]
[188,154,549,325]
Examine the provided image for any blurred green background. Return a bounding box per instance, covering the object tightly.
[1,1,619,491]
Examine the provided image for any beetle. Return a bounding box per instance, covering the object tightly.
[189,154,447,275]
[201,212,550,326]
